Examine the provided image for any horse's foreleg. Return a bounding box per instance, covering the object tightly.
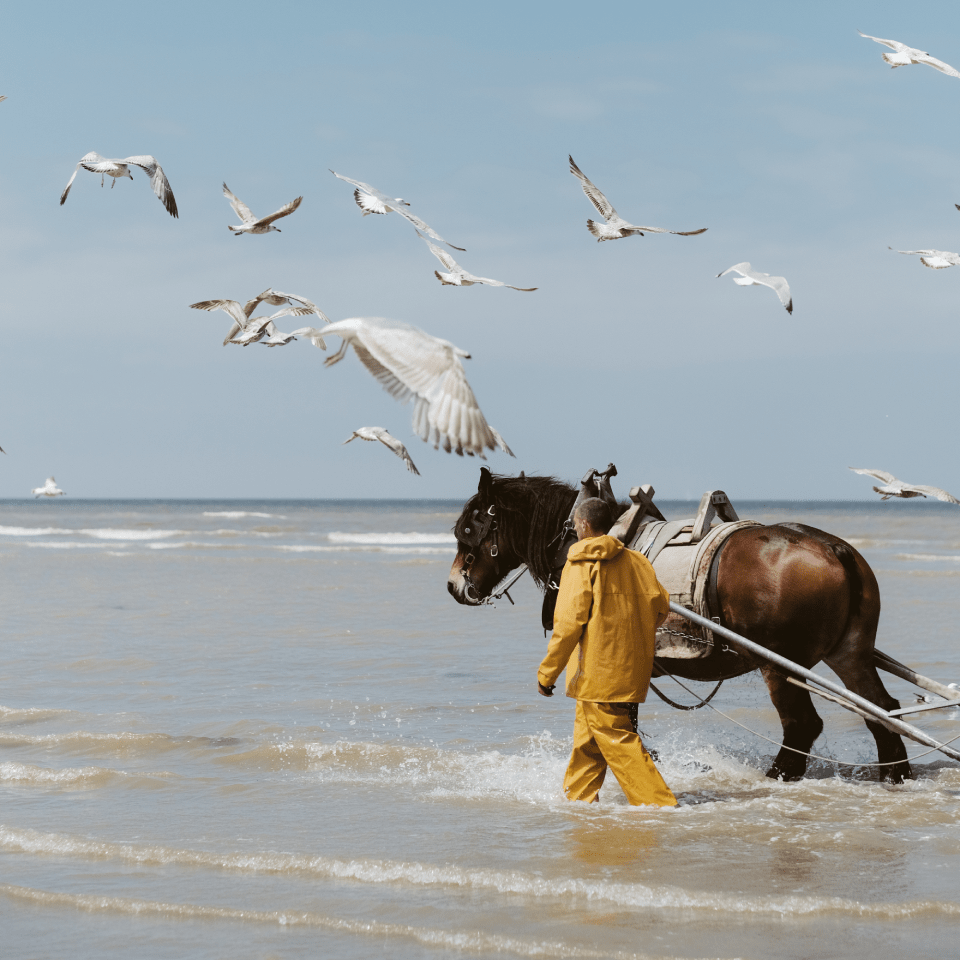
[823,656,911,783]
[761,665,824,781]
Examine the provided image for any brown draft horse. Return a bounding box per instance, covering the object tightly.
[447,469,911,783]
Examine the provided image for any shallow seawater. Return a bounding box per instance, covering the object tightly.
[2,498,959,960]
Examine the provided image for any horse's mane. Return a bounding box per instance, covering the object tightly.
[453,474,578,588]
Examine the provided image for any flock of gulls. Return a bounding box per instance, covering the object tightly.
[8,29,960,497]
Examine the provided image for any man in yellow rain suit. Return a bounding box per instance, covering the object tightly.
[537,498,677,807]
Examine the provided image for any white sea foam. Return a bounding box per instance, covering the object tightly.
[0,525,73,536]
[898,553,960,563]
[81,528,182,541]
[1,828,957,921]
[203,511,284,519]
[327,532,456,545]
[0,883,674,959]
[24,541,112,550]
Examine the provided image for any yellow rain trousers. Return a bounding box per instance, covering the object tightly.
[563,700,677,807]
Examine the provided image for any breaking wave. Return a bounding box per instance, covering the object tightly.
[2,828,958,920]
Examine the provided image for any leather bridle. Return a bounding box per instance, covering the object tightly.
[457,504,500,602]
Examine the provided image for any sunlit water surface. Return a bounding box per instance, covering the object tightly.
[2,499,959,960]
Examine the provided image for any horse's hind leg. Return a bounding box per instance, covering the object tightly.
[823,656,911,783]
[760,665,824,781]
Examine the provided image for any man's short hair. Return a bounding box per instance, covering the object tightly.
[575,498,614,534]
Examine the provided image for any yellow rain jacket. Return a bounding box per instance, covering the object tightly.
[537,535,670,702]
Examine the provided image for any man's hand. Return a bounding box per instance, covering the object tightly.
[537,681,555,697]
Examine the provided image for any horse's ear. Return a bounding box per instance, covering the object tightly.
[478,466,493,499]
[519,471,525,480]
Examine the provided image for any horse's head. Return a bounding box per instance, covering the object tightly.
[448,467,524,605]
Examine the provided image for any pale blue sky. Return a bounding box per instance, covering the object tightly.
[3,1,959,500]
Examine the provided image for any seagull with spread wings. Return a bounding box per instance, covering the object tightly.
[717,262,793,314]
[859,31,960,78]
[222,183,302,235]
[32,477,65,498]
[568,155,707,242]
[344,427,421,475]
[891,247,960,270]
[329,169,465,251]
[417,232,536,290]
[849,468,959,503]
[60,153,178,217]
[320,317,512,459]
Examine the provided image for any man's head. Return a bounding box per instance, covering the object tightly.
[573,498,614,540]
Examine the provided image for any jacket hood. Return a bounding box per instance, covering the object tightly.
[567,535,624,563]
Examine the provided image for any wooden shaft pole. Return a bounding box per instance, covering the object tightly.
[668,602,960,762]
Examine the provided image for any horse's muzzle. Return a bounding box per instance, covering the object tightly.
[447,577,482,606]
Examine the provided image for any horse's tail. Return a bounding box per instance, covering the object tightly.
[778,522,862,618]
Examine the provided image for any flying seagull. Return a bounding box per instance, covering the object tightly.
[189,297,313,345]
[717,262,793,314]
[60,153,178,217]
[568,155,707,242]
[32,477,65,498]
[222,183,302,235]
[320,317,512,459]
[329,169,465,251]
[849,468,959,503]
[344,426,421,475]
[858,31,960,78]
[0,96,6,103]
[417,232,536,290]
[890,247,960,270]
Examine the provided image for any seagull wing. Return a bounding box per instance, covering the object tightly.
[908,484,960,504]
[717,262,751,279]
[394,206,465,251]
[190,298,249,344]
[268,290,330,324]
[459,269,537,291]
[857,31,906,53]
[244,289,290,317]
[915,53,960,77]
[288,326,327,349]
[329,169,388,201]
[489,426,516,457]
[60,152,111,205]
[568,155,619,222]
[266,305,314,322]
[78,152,122,174]
[222,183,256,223]
[620,223,708,236]
[375,429,421,475]
[255,195,303,227]
[893,248,960,268]
[418,231,460,271]
[337,319,496,457]
[719,263,791,312]
[849,467,898,485]
[920,255,958,269]
[124,156,178,217]
[354,189,389,214]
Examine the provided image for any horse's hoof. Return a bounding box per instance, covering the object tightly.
[880,763,912,785]
[765,764,803,782]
